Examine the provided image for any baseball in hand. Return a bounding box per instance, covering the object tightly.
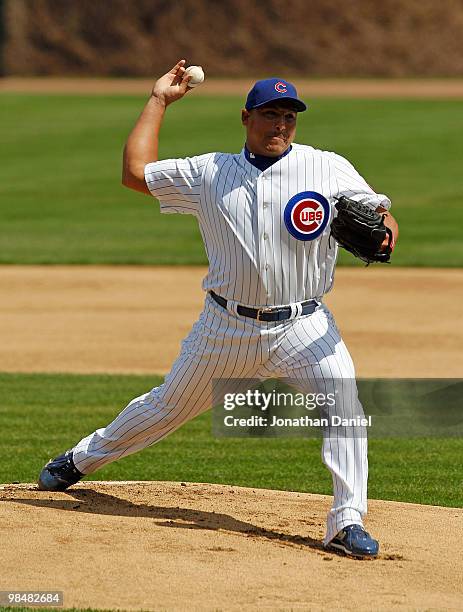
[185,65,205,88]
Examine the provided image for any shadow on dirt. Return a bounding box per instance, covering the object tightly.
[7,487,326,552]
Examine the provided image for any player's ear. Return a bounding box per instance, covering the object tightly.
[241,109,250,125]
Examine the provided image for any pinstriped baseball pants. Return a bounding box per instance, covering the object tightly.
[73,294,368,543]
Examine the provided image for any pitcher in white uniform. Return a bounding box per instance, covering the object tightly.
[38,60,399,558]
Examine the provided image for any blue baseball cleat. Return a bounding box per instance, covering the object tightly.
[326,524,379,558]
[37,449,84,491]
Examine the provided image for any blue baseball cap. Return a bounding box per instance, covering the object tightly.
[245,78,307,112]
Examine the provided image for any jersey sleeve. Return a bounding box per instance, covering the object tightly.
[330,152,391,210]
[144,153,212,215]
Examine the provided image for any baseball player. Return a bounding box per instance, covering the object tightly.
[38,60,399,558]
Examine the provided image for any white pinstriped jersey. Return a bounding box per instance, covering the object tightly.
[145,144,391,307]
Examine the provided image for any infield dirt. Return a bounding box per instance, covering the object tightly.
[0,266,461,377]
[2,77,463,98]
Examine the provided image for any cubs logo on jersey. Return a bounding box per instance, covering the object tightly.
[284,191,331,241]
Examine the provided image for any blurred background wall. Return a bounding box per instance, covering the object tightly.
[2,0,463,77]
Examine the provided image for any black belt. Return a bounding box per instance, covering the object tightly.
[209,290,318,322]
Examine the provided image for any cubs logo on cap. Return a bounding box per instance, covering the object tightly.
[274,81,288,93]
[284,191,330,241]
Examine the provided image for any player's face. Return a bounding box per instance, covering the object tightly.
[242,102,298,157]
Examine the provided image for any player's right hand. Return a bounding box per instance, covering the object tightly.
[151,60,192,106]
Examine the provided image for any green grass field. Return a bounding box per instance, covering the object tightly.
[1,373,461,507]
[1,94,462,266]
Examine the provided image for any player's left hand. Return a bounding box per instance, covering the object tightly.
[330,197,396,264]
[379,209,399,251]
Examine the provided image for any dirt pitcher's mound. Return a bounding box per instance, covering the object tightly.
[0,482,461,611]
